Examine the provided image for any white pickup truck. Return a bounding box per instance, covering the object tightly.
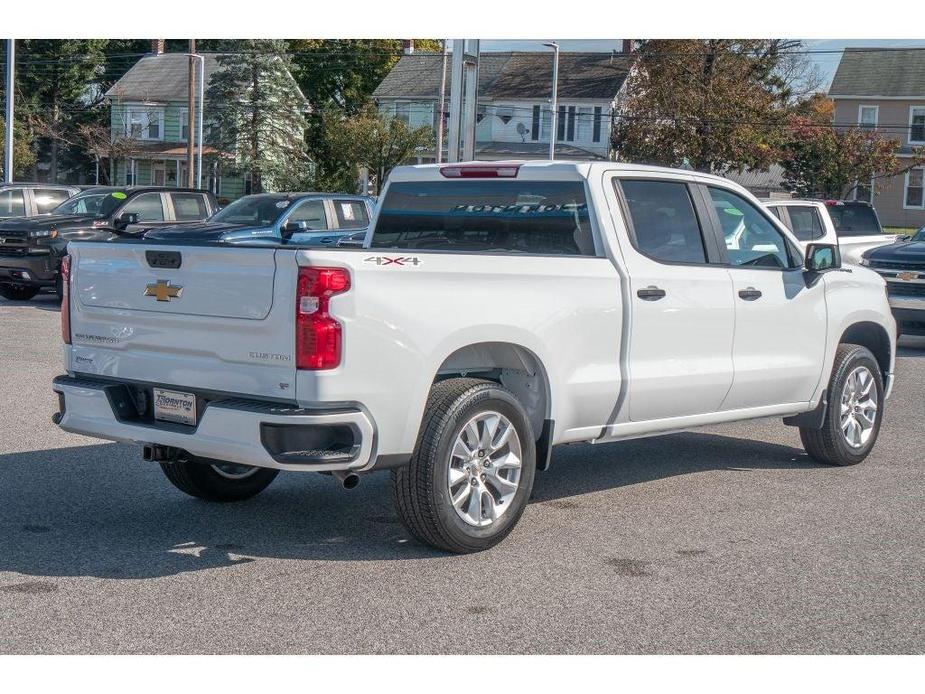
[763,198,899,263]
[53,162,896,553]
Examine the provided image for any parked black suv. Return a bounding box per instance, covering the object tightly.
[0,186,218,301]
[0,182,80,219]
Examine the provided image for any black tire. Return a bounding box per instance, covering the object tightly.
[392,378,536,553]
[800,343,884,466]
[159,456,279,502]
[0,284,39,301]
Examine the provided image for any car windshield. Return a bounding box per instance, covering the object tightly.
[827,203,881,237]
[52,190,126,218]
[913,227,925,241]
[210,195,291,226]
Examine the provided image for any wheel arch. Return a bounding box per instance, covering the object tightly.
[839,321,892,378]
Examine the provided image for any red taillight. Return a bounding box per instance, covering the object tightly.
[60,254,71,345]
[440,164,520,178]
[824,199,843,207]
[296,267,350,370]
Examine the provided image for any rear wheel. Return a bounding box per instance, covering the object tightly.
[392,378,536,553]
[159,456,279,501]
[800,344,884,466]
[0,284,39,301]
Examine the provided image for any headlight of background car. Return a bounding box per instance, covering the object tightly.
[29,229,58,239]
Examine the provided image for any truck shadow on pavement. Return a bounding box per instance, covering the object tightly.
[0,433,815,579]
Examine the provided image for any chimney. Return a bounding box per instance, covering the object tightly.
[151,39,165,55]
[621,39,634,55]
[402,40,414,55]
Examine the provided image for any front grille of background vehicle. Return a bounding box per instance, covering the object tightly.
[0,235,29,256]
[887,281,925,297]
[869,258,925,272]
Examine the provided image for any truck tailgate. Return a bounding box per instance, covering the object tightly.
[67,242,298,400]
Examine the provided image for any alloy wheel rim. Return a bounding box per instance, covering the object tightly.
[840,366,878,449]
[447,411,522,527]
[210,462,261,480]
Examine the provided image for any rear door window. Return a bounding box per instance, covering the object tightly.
[121,192,165,221]
[334,200,370,229]
[372,180,594,255]
[619,179,708,264]
[783,205,825,241]
[0,189,26,217]
[170,192,210,221]
[34,188,71,214]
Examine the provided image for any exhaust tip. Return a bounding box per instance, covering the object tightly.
[332,470,361,489]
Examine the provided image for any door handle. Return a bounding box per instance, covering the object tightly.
[637,286,667,301]
[738,287,762,301]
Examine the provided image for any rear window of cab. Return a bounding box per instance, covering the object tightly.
[371,180,595,256]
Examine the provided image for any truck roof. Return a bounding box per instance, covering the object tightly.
[387,160,748,191]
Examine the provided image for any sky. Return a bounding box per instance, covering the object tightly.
[480,39,925,91]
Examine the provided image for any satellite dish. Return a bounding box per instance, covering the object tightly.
[516,122,528,142]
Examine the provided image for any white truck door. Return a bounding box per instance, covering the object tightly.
[706,187,827,409]
[609,176,735,422]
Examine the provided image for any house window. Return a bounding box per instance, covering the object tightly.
[394,102,410,125]
[593,106,602,143]
[179,108,189,142]
[858,105,878,129]
[540,107,552,141]
[853,176,874,204]
[531,105,540,141]
[557,105,566,141]
[910,107,925,144]
[905,168,924,208]
[124,107,164,141]
[576,107,591,141]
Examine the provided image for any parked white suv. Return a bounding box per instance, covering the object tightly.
[53,162,896,553]
[763,199,899,263]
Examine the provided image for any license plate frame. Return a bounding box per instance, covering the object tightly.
[152,388,197,426]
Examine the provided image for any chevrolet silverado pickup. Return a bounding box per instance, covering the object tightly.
[53,162,897,553]
[861,226,925,335]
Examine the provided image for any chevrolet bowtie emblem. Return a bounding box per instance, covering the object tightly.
[144,279,183,302]
[896,271,919,282]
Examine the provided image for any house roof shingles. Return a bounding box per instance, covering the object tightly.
[829,48,925,98]
[373,51,632,101]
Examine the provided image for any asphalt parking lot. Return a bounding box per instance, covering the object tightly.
[1,292,923,654]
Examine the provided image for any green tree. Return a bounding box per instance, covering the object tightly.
[0,117,37,179]
[206,40,311,192]
[613,39,818,174]
[321,104,433,193]
[289,39,442,190]
[780,97,925,198]
[16,39,108,181]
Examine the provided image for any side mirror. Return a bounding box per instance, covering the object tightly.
[115,212,138,230]
[804,243,841,273]
[281,220,308,238]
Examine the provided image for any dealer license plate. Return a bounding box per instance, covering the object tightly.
[153,388,197,426]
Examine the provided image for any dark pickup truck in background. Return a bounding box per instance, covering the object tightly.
[0,186,217,301]
[862,226,925,336]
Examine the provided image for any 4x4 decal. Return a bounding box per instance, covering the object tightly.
[364,256,422,266]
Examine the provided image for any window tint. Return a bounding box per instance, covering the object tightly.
[709,187,793,268]
[334,200,369,229]
[34,188,71,214]
[287,200,328,230]
[620,180,707,264]
[170,192,209,221]
[121,193,165,222]
[827,202,881,236]
[766,206,783,220]
[372,181,594,256]
[784,205,825,241]
[0,189,26,218]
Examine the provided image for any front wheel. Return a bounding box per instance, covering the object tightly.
[160,456,279,501]
[392,378,536,553]
[0,284,39,301]
[800,343,884,466]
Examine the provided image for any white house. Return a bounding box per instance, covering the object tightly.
[372,50,634,161]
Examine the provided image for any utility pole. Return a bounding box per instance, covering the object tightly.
[446,40,465,163]
[187,39,196,188]
[4,39,14,183]
[435,39,449,164]
[543,42,560,160]
[461,40,479,161]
